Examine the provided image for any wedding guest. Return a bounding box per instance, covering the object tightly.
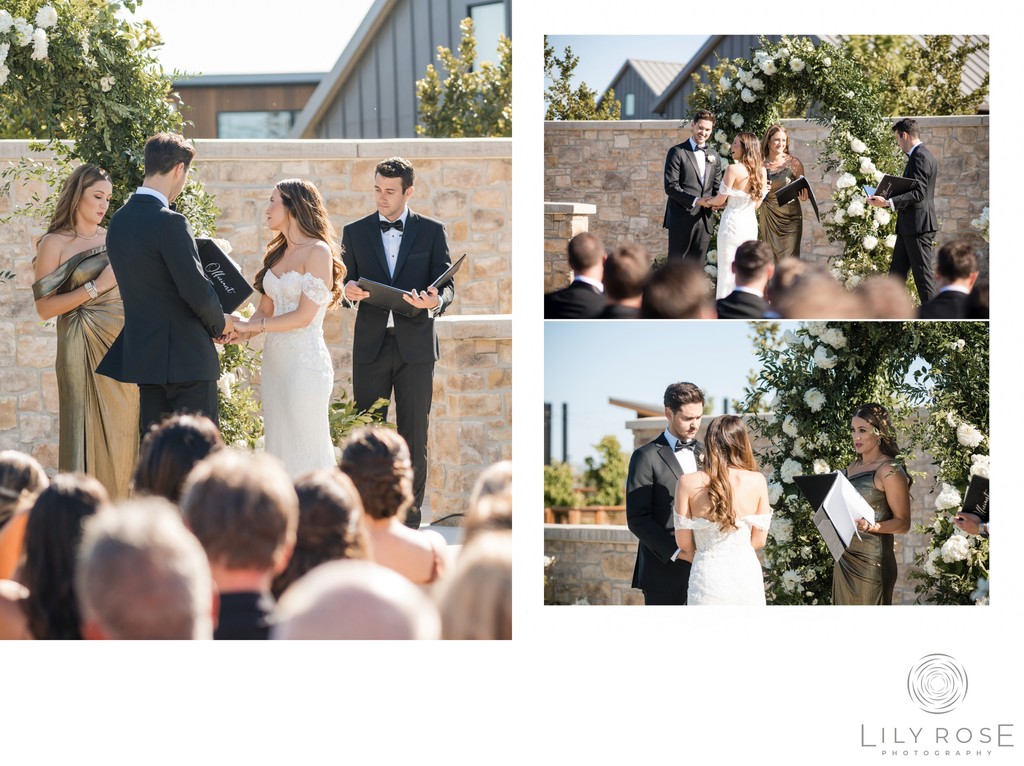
[834,403,911,605]
[76,498,215,639]
[715,240,774,319]
[918,239,979,319]
[598,242,650,318]
[15,473,110,639]
[234,179,346,478]
[464,460,513,545]
[270,469,371,600]
[32,164,139,499]
[131,413,224,504]
[967,277,989,319]
[339,427,449,586]
[180,451,298,639]
[544,232,607,319]
[641,260,715,319]
[271,559,441,640]
[0,451,48,531]
[867,118,939,302]
[759,125,807,261]
[664,109,725,262]
[773,269,866,318]
[438,531,512,640]
[853,275,915,319]
[763,257,810,317]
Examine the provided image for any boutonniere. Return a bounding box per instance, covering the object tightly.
[706,155,716,164]
[696,451,704,465]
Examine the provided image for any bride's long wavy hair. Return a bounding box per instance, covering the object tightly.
[704,415,758,531]
[253,179,345,307]
[733,132,765,203]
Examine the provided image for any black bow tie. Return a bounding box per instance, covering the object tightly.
[674,439,696,452]
[694,144,707,152]
[380,219,404,232]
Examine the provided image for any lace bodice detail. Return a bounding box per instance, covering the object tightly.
[674,513,772,552]
[263,271,331,369]
[674,512,772,605]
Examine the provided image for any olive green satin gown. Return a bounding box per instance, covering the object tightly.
[758,161,803,262]
[832,467,900,605]
[32,246,139,499]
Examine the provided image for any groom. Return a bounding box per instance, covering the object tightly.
[663,109,726,263]
[342,157,454,530]
[626,382,705,605]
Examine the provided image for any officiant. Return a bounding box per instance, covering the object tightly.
[759,125,807,262]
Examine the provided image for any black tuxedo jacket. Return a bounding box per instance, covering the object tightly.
[716,289,767,319]
[891,144,938,236]
[341,210,453,365]
[544,280,606,319]
[919,289,969,319]
[598,302,641,319]
[663,140,725,240]
[97,193,225,384]
[626,433,703,593]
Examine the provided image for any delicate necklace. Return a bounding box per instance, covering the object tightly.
[75,226,102,240]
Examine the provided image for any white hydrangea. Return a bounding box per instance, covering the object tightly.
[782,329,800,346]
[813,459,830,474]
[751,77,764,91]
[731,113,744,128]
[934,482,961,511]
[940,533,971,563]
[803,388,825,412]
[719,76,732,90]
[792,438,805,457]
[805,321,827,337]
[822,328,847,349]
[924,547,941,577]
[847,199,866,217]
[777,46,790,59]
[859,157,877,175]
[836,173,856,190]
[862,235,878,251]
[957,423,984,448]
[35,5,58,28]
[762,59,777,75]
[714,130,727,144]
[813,345,837,369]
[782,570,803,592]
[767,481,783,504]
[706,248,717,264]
[14,17,33,46]
[780,458,803,484]
[0,42,8,65]
[0,63,8,87]
[944,411,958,428]
[833,209,846,225]
[770,516,793,543]
[782,415,799,438]
[30,28,48,61]
[849,137,868,154]
[874,207,891,226]
[789,57,805,72]
[969,454,990,479]
[884,234,897,248]
[704,264,718,278]
[0,11,14,34]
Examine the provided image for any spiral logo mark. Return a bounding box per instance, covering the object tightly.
[907,654,968,714]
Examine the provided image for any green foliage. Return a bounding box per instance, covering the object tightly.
[841,35,989,116]
[216,340,264,450]
[543,36,620,120]
[416,17,511,138]
[582,435,628,506]
[743,321,989,606]
[329,385,391,448]
[1,0,218,233]
[544,461,583,508]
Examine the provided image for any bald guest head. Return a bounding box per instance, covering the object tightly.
[270,560,440,640]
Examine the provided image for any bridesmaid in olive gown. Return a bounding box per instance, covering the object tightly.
[32,164,140,499]
[759,125,806,262]
[833,403,911,605]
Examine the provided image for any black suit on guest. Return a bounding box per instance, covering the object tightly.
[598,303,641,319]
[716,289,768,319]
[97,193,226,433]
[663,139,726,263]
[626,433,703,604]
[342,210,453,516]
[889,144,938,302]
[919,289,970,319]
[544,280,606,319]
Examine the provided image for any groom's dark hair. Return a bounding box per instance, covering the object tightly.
[936,239,978,281]
[143,133,195,177]
[691,109,715,125]
[376,157,415,192]
[664,382,704,412]
[892,118,920,138]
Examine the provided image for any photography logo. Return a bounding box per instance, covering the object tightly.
[907,654,969,714]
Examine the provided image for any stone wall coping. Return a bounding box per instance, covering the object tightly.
[435,314,511,340]
[544,115,989,131]
[544,202,597,215]
[544,524,636,543]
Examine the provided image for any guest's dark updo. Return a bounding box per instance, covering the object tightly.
[339,427,413,521]
[132,413,225,503]
[852,403,899,458]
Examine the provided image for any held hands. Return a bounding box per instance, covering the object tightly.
[344,280,370,302]
[402,285,440,310]
[214,314,238,345]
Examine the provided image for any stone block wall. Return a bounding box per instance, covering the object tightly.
[543,202,596,294]
[0,139,511,521]
[544,116,989,270]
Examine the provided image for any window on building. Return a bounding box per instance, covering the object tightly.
[469,1,506,67]
[217,110,298,139]
[625,93,635,117]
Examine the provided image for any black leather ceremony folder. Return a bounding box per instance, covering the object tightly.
[773,175,820,222]
[196,238,253,313]
[357,253,466,317]
[863,174,919,200]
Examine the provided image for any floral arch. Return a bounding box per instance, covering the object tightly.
[691,36,902,285]
[744,321,989,606]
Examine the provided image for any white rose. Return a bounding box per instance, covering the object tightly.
[850,137,867,154]
[836,173,856,190]
[30,28,47,60]
[719,76,732,90]
[862,235,878,251]
[767,481,783,505]
[770,516,793,543]
[100,76,112,92]
[873,208,891,226]
[778,47,790,59]
[731,113,744,128]
[805,321,826,337]
[924,547,941,577]
[813,459,830,475]
[704,264,718,278]
[813,345,838,369]
[847,199,866,217]
[940,533,971,563]
[934,482,962,511]
[957,422,984,448]
[859,157,876,175]
[790,57,805,72]
[782,415,799,437]
[803,388,825,412]
[822,328,847,349]
[751,77,764,91]
[792,438,805,457]
[36,5,58,28]
[782,570,802,592]
[762,60,777,75]
[706,249,717,264]
[884,234,897,248]
[714,130,727,144]
[969,453,990,479]
[954,338,966,350]
[780,458,803,484]
[821,56,831,67]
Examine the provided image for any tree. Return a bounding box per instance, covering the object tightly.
[582,435,628,506]
[416,17,511,138]
[543,36,620,120]
[544,461,583,508]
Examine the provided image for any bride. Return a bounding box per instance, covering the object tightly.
[235,180,346,477]
[673,415,772,605]
[698,132,768,299]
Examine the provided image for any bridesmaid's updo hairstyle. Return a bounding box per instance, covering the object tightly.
[42,164,112,240]
[253,179,346,308]
[339,427,414,522]
[761,124,790,159]
[852,403,900,458]
[703,415,758,532]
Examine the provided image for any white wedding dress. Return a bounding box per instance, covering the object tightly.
[673,512,772,605]
[260,270,335,477]
[715,184,760,299]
